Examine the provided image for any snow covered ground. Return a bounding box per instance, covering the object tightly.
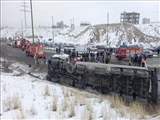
[1,60,160,119]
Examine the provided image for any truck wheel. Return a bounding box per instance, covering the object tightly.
[66,63,74,74]
[46,75,51,81]
[50,67,54,72]
[48,60,51,65]
[94,66,105,75]
[136,97,147,104]
[122,69,134,77]
[110,68,121,75]
[136,70,149,78]
[151,71,158,104]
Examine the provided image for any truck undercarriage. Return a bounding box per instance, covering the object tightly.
[46,55,158,104]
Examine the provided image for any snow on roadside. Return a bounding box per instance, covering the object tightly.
[1,62,160,119]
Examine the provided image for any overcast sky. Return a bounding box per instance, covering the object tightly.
[1,1,160,28]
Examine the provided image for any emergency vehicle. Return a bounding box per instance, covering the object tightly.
[25,43,46,58]
[115,45,143,60]
[20,39,30,50]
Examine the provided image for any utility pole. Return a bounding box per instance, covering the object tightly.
[30,0,34,43]
[73,18,74,25]
[21,20,23,38]
[70,19,72,28]
[51,16,54,44]
[73,18,74,29]
[20,0,29,28]
[107,12,109,48]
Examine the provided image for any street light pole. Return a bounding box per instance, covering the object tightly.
[51,16,54,44]
[21,20,23,38]
[30,0,34,43]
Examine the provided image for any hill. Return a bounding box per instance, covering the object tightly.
[0,23,160,48]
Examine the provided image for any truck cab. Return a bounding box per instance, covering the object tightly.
[26,43,46,58]
[46,53,69,81]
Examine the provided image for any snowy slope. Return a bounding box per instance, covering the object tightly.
[0,23,160,48]
[90,23,160,48]
[1,61,160,119]
[135,23,160,38]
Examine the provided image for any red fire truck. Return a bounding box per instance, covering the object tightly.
[20,39,30,50]
[115,45,143,60]
[25,43,46,58]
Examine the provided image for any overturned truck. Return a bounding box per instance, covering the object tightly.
[46,53,158,104]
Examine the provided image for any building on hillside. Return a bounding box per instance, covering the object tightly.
[56,21,64,28]
[142,18,150,24]
[120,11,140,24]
[71,24,75,29]
[80,21,91,26]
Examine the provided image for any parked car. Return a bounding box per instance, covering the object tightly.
[7,40,13,46]
[154,46,160,52]
[143,49,153,57]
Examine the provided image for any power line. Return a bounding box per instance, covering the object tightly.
[20,0,29,28]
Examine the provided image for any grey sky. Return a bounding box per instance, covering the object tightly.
[1,1,160,28]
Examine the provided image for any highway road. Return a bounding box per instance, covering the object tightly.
[1,39,159,67]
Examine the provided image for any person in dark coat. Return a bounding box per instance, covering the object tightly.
[158,48,160,57]
[56,48,58,53]
[76,51,78,57]
[87,52,89,61]
[133,54,138,66]
[118,53,122,62]
[92,52,95,62]
[142,53,147,60]
[59,45,61,53]
[83,53,86,62]
[69,49,71,55]
[138,54,142,66]
[96,52,99,62]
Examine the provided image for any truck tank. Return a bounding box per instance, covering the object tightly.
[46,54,158,104]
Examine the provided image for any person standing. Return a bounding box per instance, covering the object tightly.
[104,51,106,63]
[92,52,95,62]
[158,48,160,57]
[141,56,145,67]
[80,54,83,61]
[56,47,58,53]
[96,52,99,62]
[118,53,122,63]
[138,54,142,66]
[69,50,72,62]
[34,53,39,69]
[133,54,138,66]
[59,45,61,53]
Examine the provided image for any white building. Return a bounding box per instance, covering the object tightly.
[142,18,150,24]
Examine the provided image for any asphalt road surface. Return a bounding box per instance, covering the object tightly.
[1,40,159,67]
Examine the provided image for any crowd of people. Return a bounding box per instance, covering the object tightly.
[37,46,160,69]
[68,50,112,64]
[129,53,147,67]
